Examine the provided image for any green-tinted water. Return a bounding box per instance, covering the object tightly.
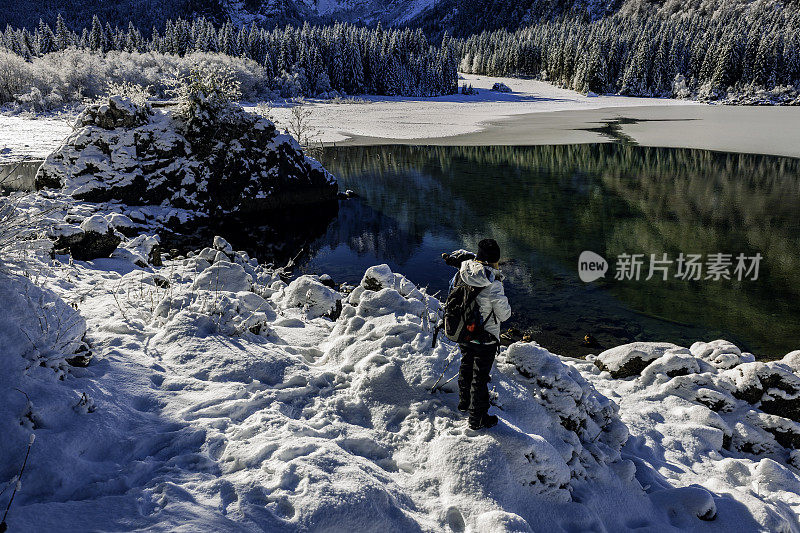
[307,144,800,359]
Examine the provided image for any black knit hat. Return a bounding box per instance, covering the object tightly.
[476,239,500,263]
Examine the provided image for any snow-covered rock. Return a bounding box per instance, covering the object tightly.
[79,214,110,234]
[191,261,254,293]
[35,96,338,216]
[61,214,121,260]
[111,234,161,267]
[594,342,683,378]
[280,275,342,319]
[780,350,800,372]
[212,235,234,255]
[690,339,755,369]
[724,361,800,421]
[503,342,629,472]
[107,212,137,235]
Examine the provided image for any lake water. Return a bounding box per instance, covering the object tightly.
[0,159,41,192]
[304,144,800,359]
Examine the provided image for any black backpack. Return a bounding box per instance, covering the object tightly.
[441,277,494,344]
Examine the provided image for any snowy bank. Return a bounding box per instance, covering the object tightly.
[1,194,800,531]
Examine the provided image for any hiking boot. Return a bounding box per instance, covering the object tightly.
[458,398,470,412]
[468,414,498,430]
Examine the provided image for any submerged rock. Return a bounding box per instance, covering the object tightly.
[36,96,338,216]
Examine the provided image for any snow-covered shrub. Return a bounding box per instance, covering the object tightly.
[491,82,512,93]
[169,65,242,136]
[0,51,32,103]
[0,272,87,380]
[105,80,152,107]
[1,49,271,111]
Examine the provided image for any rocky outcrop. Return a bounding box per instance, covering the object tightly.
[36,96,337,216]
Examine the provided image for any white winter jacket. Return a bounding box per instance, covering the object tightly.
[457,259,512,342]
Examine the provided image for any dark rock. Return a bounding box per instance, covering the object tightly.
[337,189,359,199]
[319,274,337,289]
[581,334,602,348]
[66,343,92,367]
[69,230,121,260]
[53,230,86,251]
[149,243,163,267]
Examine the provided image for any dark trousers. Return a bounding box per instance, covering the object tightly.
[458,342,498,423]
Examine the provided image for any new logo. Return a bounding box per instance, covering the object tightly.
[578,251,608,282]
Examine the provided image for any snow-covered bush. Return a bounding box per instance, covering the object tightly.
[0,272,87,383]
[105,80,152,107]
[0,51,32,103]
[169,65,242,136]
[0,49,271,111]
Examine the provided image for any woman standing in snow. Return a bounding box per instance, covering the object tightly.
[445,239,512,430]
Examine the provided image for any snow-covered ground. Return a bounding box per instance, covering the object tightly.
[262,74,700,144]
[3,191,800,532]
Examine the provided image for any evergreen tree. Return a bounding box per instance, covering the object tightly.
[55,14,70,51]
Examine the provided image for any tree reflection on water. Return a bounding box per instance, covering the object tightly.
[309,144,800,359]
